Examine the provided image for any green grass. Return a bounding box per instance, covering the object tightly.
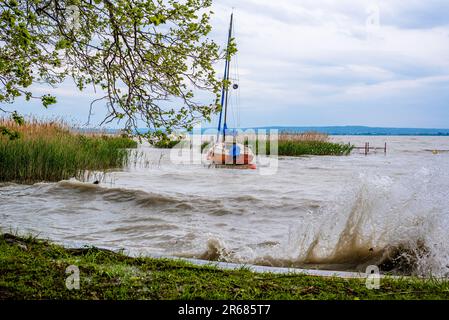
[1,233,449,300]
[276,140,353,156]
[245,140,353,157]
[0,121,137,183]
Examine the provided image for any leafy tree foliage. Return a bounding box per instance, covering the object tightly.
[0,0,228,138]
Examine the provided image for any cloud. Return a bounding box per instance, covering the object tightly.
[207,0,449,127]
[343,75,449,97]
[7,0,449,128]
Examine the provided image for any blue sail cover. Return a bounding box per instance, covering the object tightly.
[230,143,241,156]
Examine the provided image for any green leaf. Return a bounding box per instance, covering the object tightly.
[11,111,24,126]
[41,95,57,108]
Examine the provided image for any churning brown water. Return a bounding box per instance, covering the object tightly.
[1,136,449,276]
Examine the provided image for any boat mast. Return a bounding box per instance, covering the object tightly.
[222,13,234,142]
[217,13,234,143]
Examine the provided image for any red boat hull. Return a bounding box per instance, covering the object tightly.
[208,153,254,165]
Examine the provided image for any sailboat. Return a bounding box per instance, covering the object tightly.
[206,13,256,169]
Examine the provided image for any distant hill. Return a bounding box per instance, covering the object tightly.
[84,126,449,136]
[241,126,449,136]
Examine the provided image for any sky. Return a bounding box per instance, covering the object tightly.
[4,0,449,129]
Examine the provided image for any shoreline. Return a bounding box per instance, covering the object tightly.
[2,233,449,300]
[168,257,368,279]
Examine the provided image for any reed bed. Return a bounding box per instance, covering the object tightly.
[201,131,353,156]
[276,140,353,156]
[273,131,352,156]
[0,118,137,183]
[129,130,351,156]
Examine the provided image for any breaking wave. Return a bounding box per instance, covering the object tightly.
[191,165,449,276]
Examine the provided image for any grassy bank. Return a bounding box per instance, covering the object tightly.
[0,119,137,183]
[1,234,448,300]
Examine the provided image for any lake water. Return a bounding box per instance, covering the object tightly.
[1,136,449,276]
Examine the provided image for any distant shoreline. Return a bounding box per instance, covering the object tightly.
[221,126,449,136]
[72,126,449,137]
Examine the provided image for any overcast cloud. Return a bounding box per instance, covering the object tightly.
[7,0,449,128]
